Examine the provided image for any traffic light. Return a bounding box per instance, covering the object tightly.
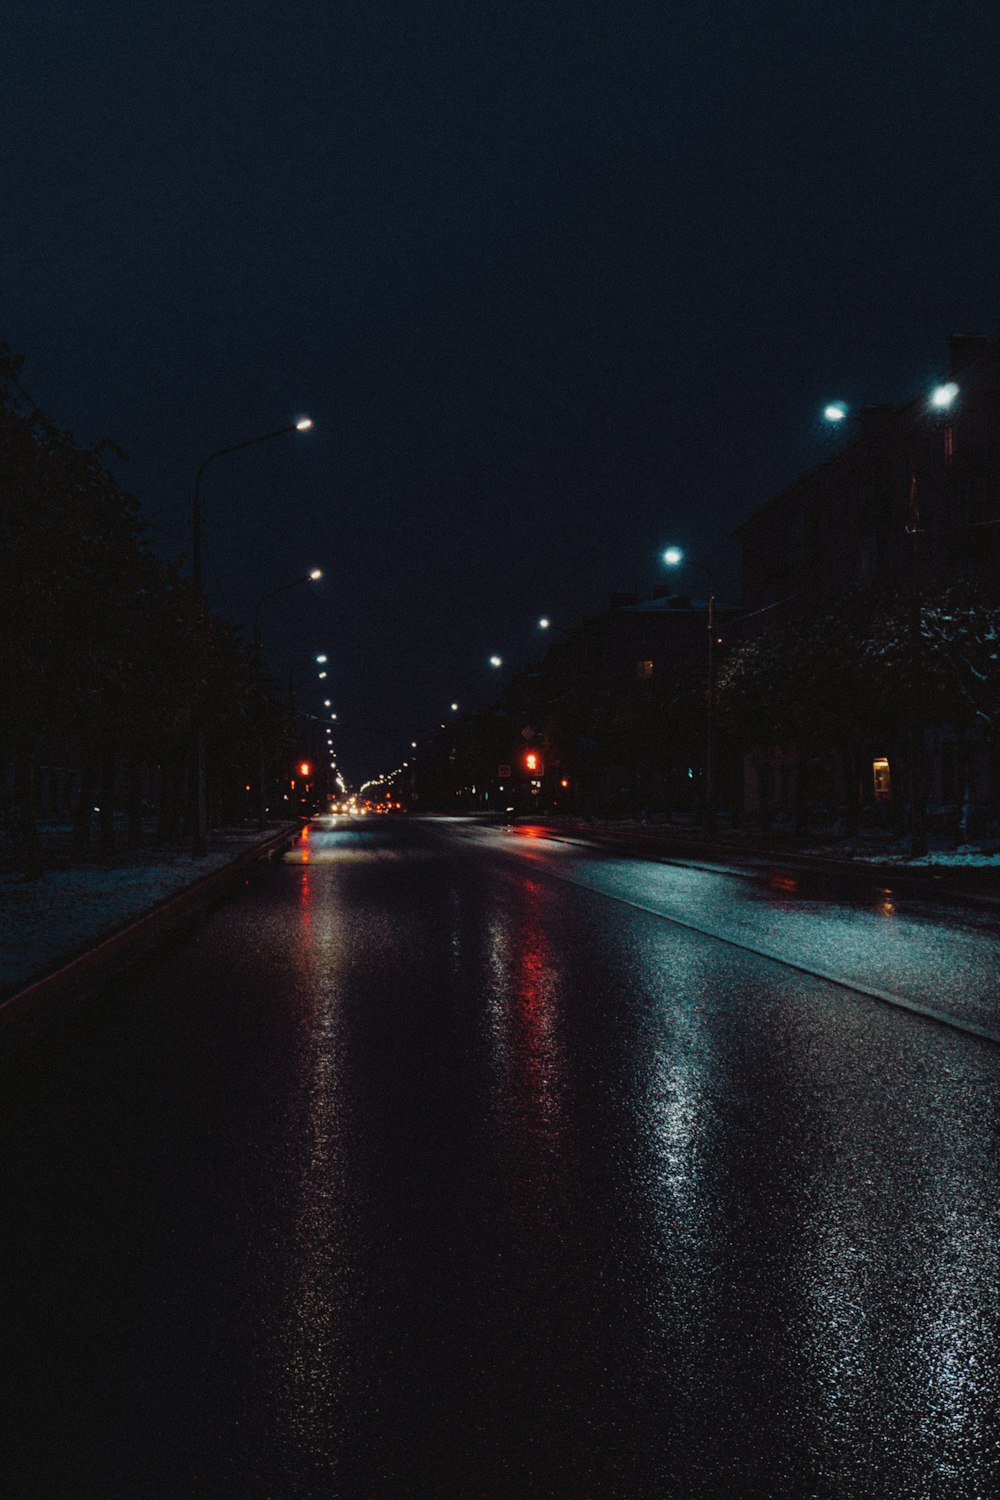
[299,762,311,778]
[524,751,542,774]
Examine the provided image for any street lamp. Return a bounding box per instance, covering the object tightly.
[190,417,313,855]
[904,380,961,854]
[664,547,718,831]
[489,655,503,668]
[192,420,313,598]
[252,569,322,659]
[251,568,323,830]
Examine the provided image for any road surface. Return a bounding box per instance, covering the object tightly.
[2,816,999,1498]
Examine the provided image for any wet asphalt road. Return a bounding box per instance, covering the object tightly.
[2,815,1000,1499]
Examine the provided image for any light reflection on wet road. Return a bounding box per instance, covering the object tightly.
[469,821,1000,1034]
[2,815,999,1498]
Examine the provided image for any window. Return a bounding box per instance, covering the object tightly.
[872,757,891,801]
[636,660,653,680]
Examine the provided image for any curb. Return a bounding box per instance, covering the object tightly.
[0,824,301,1032]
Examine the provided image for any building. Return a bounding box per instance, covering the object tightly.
[732,333,1000,833]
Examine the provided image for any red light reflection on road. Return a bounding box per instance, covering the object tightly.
[511,887,567,1180]
[299,827,312,933]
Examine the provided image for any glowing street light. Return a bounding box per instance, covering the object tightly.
[316,654,328,663]
[450,703,459,712]
[823,401,849,423]
[538,617,550,630]
[662,547,683,567]
[930,381,959,409]
[489,655,503,668]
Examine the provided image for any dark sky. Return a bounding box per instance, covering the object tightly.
[6,1,1000,783]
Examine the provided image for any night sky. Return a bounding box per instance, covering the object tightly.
[7,1,1000,783]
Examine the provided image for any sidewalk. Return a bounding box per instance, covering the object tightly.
[515,816,1000,903]
[0,822,301,1023]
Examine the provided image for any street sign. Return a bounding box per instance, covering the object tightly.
[498,764,511,778]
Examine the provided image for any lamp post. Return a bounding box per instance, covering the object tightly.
[189,417,312,855]
[252,569,322,660]
[192,420,313,597]
[251,570,322,829]
[664,547,717,831]
[906,381,959,856]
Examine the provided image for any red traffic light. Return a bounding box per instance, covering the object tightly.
[299,762,311,778]
[524,751,542,773]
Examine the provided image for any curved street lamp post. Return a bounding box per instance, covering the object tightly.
[190,418,312,855]
[252,570,322,829]
[664,548,717,831]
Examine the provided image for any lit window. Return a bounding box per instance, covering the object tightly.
[872,757,891,801]
[636,659,653,680]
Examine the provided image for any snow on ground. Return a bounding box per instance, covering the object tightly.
[540,816,1000,868]
[0,825,298,994]
[797,839,1000,867]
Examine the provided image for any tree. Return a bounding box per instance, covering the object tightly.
[0,344,288,871]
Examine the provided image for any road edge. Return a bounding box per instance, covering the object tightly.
[0,824,301,1031]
